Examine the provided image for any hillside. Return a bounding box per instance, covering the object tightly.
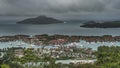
[17,16,64,24]
[80,21,120,28]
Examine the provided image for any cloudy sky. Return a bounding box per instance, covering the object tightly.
[0,0,120,20]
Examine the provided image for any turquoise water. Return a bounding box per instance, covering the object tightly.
[1,40,120,50]
[79,40,120,50]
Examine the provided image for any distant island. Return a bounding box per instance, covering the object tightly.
[17,16,64,24]
[80,21,120,28]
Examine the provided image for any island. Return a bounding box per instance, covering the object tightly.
[80,21,120,28]
[17,16,64,24]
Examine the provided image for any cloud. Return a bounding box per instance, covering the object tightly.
[0,0,120,20]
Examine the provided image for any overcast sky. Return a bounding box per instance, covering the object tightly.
[0,0,120,20]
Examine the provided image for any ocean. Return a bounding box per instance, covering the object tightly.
[0,16,120,36]
[0,22,120,36]
[0,16,120,49]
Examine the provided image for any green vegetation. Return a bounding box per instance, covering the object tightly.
[17,16,64,24]
[0,47,96,68]
[16,49,40,64]
[81,21,120,28]
[96,46,120,68]
[0,48,24,68]
[1,46,120,68]
[1,64,10,68]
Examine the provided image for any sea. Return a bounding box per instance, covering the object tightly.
[0,16,120,50]
[0,20,120,36]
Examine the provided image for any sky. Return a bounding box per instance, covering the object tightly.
[0,0,120,20]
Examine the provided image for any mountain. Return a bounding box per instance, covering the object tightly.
[80,21,120,28]
[17,16,64,24]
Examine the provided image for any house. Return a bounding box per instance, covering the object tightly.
[14,49,24,58]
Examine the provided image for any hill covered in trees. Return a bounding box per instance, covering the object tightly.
[17,16,64,24]
[96,46,120,68]
[80,21,120,28]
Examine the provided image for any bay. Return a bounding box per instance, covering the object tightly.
[0,22,120,36]
[1,16,120,50]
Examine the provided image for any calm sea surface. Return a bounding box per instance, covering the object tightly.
[0,22,120,36]
[0,16,120,36]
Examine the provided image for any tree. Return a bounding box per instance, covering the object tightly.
[1,64,10,68]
